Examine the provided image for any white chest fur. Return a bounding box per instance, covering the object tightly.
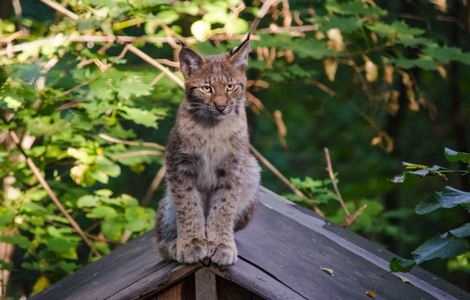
[193,117,243,190]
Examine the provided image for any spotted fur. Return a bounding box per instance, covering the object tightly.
[156,39,260,266]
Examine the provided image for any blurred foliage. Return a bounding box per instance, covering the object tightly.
[0,0,469,297]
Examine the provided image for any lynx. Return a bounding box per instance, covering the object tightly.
[155,38,261,266]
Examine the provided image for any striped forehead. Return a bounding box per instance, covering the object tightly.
[202,56,236,84]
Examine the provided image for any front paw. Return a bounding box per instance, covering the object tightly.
[210,242,238,266]
[176,237,208,264]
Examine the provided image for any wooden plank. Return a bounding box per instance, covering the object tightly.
[210,258,304,300]
[307,206,470,300]
[216,275,265,300]
[256,187,469,300]
[226,188,462,300]
[195,268,217,300]
[32,186,469,300]
[109,264,199,300]
[31,232,181,300]
[156,274,195,300]
[157,282,183,300]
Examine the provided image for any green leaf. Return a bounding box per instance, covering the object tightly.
[391,235,468,272]
[1,96,22,110]
[116,75,152,100]
[317,15,363,33]
[390,257,415,272]
[0,234,31,249]
[119,107,159,128]
[423,46,470,64]
[391,162,447,183]
[44,237,76,255]
[449,223,470,238]
[415,186,470,214]
[88,206,117,219]
[95,189,113,197]
[253,35,335,59]
[102,218,124,241]
[444,148,470,164]
[154,10,179,24]
[120,194,139,207]
[125,206,155,231]
[0,208,14,227]
[203,9,228,24]
[325,0,387,16]
[225,18,248,34]
[367,21,425,46]
[0,258,13,270]
[388,57,436,71]
[77,195,99,208]
[0,67,7,87]
[57,261,78,273]
[96,156,121,180]
[412,235,467,265]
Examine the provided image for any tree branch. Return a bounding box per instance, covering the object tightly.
[99,133,165,150]
[111,150,162,160]
[125,44,184,89]
[324,147,350,215]
[142,165,167,207]
[40,0,79,20]
[250,145,324,217]
[8,131,101,257]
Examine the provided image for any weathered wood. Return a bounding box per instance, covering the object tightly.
[293,200,469,300]
[255,188,470,299]
[110,264,199,300]
[30,232,198,300]
[156,274,195,300]
[216,275,265,300]
[195,268,217,300]
[210,257,303,300]
[32,186,469,300]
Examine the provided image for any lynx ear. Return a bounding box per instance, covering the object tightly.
[179,45,205,78]
[229,35,250,72]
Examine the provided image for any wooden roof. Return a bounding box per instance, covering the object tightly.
[32,187,469,300]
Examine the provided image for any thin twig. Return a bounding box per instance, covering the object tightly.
[250,0,279,33]
[99,133,165,151]
[59,75,100,97]
[257,24,319,34]
[324,147,350,215]
[151,72,165,86]
[250,145,324,217]
[126,44,185,89]
[305,79,336,97]
[142,165,167,206]
[8,131,100,257]
[0,34,259,56]
[342,204,367,227]
[111,150,162,160]
[40,0,79,20]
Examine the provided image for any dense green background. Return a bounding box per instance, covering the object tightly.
[0,0,469,297]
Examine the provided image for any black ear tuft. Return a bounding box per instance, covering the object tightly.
[179,45,205,79]
[229,35,251,72]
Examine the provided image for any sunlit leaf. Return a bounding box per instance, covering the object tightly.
[119,107,159,128]
[77,195,99,208]
[444,148,470,164]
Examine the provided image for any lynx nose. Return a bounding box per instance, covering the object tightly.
[215,105,227,114]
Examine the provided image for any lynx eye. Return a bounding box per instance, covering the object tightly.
[200,85,212,93]
[226,83,237,92]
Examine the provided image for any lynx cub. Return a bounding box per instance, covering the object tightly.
[156,38,261,266]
